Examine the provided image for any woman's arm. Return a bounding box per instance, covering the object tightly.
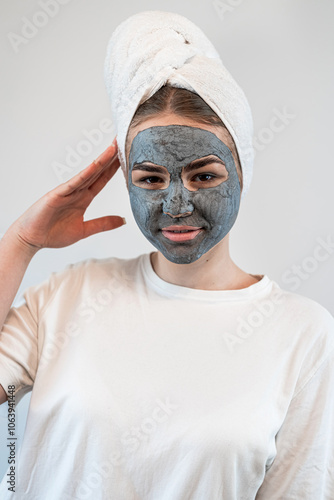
[0,231,38,337]
[0,232,38,404]
[255,345,334,500]
[0,384,8,404]
[0,141,125,404]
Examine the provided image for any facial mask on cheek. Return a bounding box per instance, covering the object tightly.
[128,125,241,264]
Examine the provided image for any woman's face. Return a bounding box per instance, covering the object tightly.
[126,115,241,264]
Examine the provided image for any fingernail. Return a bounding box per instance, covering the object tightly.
[122,217,127,225]
[94,151,104,164]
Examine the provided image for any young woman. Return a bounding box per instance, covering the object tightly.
[0,83,333,500]
[1,9,334,500]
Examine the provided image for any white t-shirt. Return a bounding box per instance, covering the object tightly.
[0,253,333,500]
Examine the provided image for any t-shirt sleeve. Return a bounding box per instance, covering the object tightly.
[0,262,82,406]
[255,309,334,500]
[0,259,95,403]
[0,287,40,405]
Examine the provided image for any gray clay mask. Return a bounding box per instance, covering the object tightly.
[128,125,241,264]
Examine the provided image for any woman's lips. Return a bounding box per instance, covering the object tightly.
[161,225,203,242]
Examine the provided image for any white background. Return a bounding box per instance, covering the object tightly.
[0,0,333,482]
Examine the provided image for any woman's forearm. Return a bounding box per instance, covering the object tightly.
[0,228,38,331]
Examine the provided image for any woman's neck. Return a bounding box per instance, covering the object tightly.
[150,236,260,291]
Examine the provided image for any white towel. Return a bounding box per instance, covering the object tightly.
[104,10,254,199]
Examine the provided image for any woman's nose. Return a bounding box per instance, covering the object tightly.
[162,180,194,217]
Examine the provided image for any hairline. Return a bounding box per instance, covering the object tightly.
[124,117,243,191]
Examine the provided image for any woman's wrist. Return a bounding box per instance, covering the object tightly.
[1,226,40,262]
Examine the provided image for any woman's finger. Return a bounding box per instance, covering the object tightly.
[82,215,126,239]
[56,142,118,197]
[75,150,121,193]
[88,160,121,198]
[64,144,117,195]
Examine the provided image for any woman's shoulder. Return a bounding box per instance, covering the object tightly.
[268,278,334,341]
[20,253,147,308]
[272,280,332,316]
[54,253,145,285]
[59,253,143,275]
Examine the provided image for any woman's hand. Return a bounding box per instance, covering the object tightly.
[7,139,126,253]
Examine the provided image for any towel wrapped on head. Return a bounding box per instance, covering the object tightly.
[104,10,254,199]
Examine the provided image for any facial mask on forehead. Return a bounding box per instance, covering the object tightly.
[128,125,241,264]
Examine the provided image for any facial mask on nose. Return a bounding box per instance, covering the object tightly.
[128,125,241,264]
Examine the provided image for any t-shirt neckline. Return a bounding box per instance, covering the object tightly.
[140,252,272,302]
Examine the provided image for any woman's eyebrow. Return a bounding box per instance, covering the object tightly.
[132,164,167,174]
[184,156,226,172]
[132,156,225,173]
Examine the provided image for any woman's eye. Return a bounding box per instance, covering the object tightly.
[138,176,164,184]
[193,173,216,182]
